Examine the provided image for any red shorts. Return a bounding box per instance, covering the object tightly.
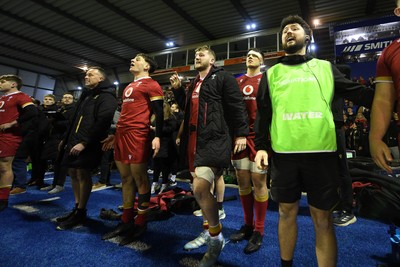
[0,133,22,158]
[114,129,151,164]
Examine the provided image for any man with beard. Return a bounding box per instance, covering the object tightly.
[254,15,373,267]
[56,67,117,230]
[169,45,248,267]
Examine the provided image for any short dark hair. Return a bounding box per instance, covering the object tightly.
[280,15,312,37]
[0,74,22,90]
[248,48,265,63]
[137,53,158,74]
[87,66,107,79]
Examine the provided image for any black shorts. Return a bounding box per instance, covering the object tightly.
[269,152,340,210]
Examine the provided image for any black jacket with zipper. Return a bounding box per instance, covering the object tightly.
[173,66,248,170]
[62,82,117,168]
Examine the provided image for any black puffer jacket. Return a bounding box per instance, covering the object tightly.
[174,66,248,170]
[63,83,117,159]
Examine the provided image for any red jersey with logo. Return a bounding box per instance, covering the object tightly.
[376,38,400,116]
[117,77,163,132]
[0,91,33,157]
[187,79,203,172]
[232,73,262,161]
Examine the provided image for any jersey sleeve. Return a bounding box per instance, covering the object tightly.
[375,49,393,83]
[148,81,164,101]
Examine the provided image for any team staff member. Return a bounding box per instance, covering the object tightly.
[254,15,374,267]
[370,0,400,173]
[0,74,37,211]
[170,45,248,267]
[230,48,269,254]
[56,67,117,230]
[101,54,163,246]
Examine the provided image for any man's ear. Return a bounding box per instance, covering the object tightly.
[395,7,400,17]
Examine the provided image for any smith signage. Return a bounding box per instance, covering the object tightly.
[336,37,397,55]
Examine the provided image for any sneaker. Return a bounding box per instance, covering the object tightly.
[333,211,357,226]
[184,230,209,250]
[244,231,263,254]
[151,182,160,194]
[92,182,106,191]
[55,208,77,223]
[48,185,64,194]
[230,224,254,242]
[159,183,168,194]
[10,187,27,195]
[102,222,135,240]
[147,169,154,174]
[56,209,86,230]
[169,175,177,186]
[218,208,226,220]
[40,185,54,191]
[193,209,203,217]
[0,200,8,212]
[119,224,147,246]
[199,234,225,267]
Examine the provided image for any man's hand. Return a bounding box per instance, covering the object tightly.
[101,135,115,151]
[70,143,86,156]
[152,137,160,157]
[0,121,17,131]
[370,138,393,173]
[233,137,247,154]
[255,150,269,170]
[169,72,181,89]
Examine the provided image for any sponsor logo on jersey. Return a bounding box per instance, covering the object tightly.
[243,85,254,96]
[282,111,323,120]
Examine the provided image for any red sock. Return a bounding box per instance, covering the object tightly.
[254,195,269,235]
[135,209,147,226]
[0,187,11,201]
[239,188,254,227]
[122,208,135,223]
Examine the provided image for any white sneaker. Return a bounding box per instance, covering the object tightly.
[40,185,53,191]
[151,182,159,194]
[48,185,64,194]
[169,174,177,186]
[184,230,209,250]
[159,183,168,194]
[219,208,226,220]
[193,209,203,217]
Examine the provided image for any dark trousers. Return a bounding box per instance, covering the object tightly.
[98,150,114,184]
[12,158,27,189]
[152,157,171,184]
[336,127,353,212]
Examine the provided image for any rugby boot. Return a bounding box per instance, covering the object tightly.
[229,224,253,242]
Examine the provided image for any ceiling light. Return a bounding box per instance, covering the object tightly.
[313,19,320,27]
[166,41,174,47]
[77,86,82,90]
[246,23,257,31]
[113,81,119,85]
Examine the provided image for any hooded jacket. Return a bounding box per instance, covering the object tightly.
[173,66,248,169]
[63,82,117,154]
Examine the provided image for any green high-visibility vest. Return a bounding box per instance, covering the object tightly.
[267,58,336,153]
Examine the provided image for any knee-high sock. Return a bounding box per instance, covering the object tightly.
[254,194,269,235]
[0,186,11,201]
[239,187,254,226]
[135,192,150,226]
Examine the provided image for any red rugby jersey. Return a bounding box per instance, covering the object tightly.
[0,91,33,134]
[117,77,163,131]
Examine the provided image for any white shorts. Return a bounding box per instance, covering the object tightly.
[232,157,267,174]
